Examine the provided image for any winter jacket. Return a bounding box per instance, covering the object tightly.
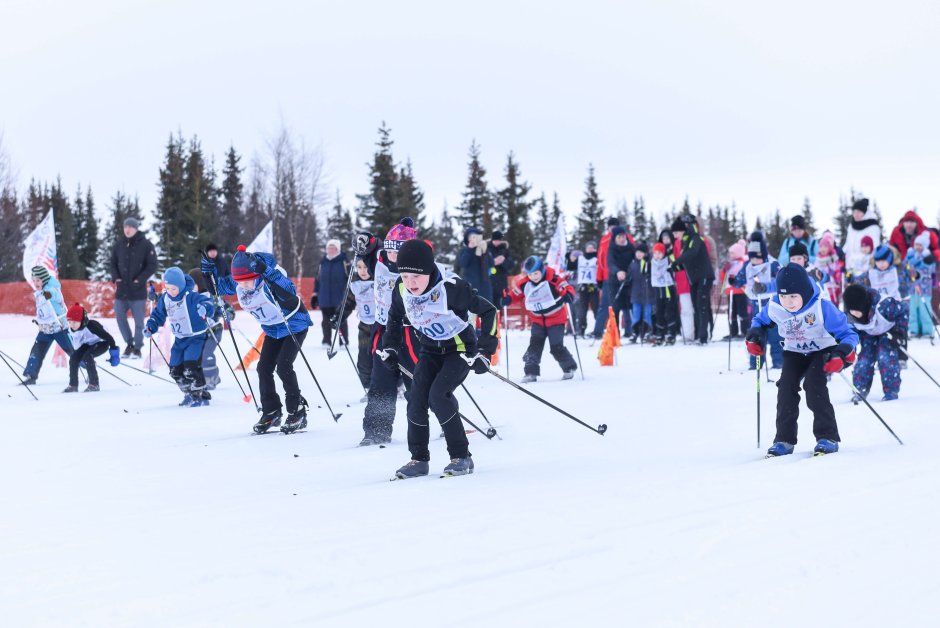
[110,231,158,300]
[843,208,881,275]
[71,318,117,350]
[513,266,575,327]
[849,289,907,339]
[626,258,655,305]
[778,235,819,265]
[674,231,715,283]
[384,269,498,355]
[488,241,514,299]
[458,245,495,302]
[889,210,940,261]
[317,252,350,309]
[212,253,312,339]
[145,275,215,338]
[606,240,636,282]
[905,248,936,295]
[33,276,68,333]
[751,283,859,354]
[661,230,690,295]
[597,230,613,283]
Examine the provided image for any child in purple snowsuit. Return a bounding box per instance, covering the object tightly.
[843,284,908,402]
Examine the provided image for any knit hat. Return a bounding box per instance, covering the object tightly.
[66,302,85,323]
[653,243,666,255]
[728,241,746,261]
[860,235,874,249]
[327,239,341,251]
[462,226,482,246]
[818,231,835,252]
[790,215,807,230]
[205,243,218,253]
[31,265,52,285]
[788,242,808,259]
[385,217,417,251]
[163,266,187,292]
[636,241,649,254]
[607,217,620,227]
[747,231,767,260]
[611,225,626,238]
[775,263,815,305]
[523,255,544,274]
[914,230,931,249]
[852,198,869,213]
[873,244,893,264]
[585,240,597,251]
[230,245,259,281]
[843,284,873,322]
[124,217,139,229]
[395,239,436,276]
[670,217,687,232]
[491,230,504,241]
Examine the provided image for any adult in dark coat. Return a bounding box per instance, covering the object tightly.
[109,217,158,357]
[315,239,351,346]
[606,225,636,333]
[204,243,230,276]
[671,216,715,344]
[458,227,495,303]
[488,230,514,308]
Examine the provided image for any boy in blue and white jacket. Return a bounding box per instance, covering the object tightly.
[143,267,215,407]
[203,246,313,434]
[734,231,783,369]
[22,265,74,385]
[746,263,859,457]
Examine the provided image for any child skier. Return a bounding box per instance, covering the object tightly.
[64,303,120,393]
[575,241,599,337]
[21,265,74,385]
[188,268,228,390]
[734,231,783,369]
[787,242,831,300]
[143,267,216,407]
[351,252,377,391]
[380,239,499,479]
[843,284,907,402]
[904,231,936,338]
[846,235,874,284]
[650,242,679,344]
[812,232,843,303]
[625,242,654,343]
[719,240,749,339]
[866,245,903,299]
[746,263,859,457]
[202,246,313,434]
[514,255,577,383]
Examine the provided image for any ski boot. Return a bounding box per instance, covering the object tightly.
[359,435,377,447]
[189,389,211,407]
[394,459,429,480]
[851,391,867,405]
[62,384,79,393]
[84,384,100,392]
[562,369,575,380]
[765,442,795,458]
[253,409,282,434]
[664,335,676,345]
[882,392,898,401]
[629,333,639,344]
[19,375,37,386]
[179,393,193,406]
[281,397,309,434]
[814,439,839,456]
[441,457,474,477]
[520,374,537,384]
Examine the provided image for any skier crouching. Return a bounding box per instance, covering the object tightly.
[745,263,859,457]
[381,239,499,479]
[64,303,120,393]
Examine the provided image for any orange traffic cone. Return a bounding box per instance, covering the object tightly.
[490,312,501,366]
[605,306,621,347]
[236,333,266,371]
[597,331,614,366]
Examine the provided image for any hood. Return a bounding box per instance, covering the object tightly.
[898,210,926,233]
[168,275,197,301]
[658,229,673,245]
[780,281,822,315]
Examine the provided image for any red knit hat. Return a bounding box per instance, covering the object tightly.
[653,243,666,255]
[230,245,260,281]
[66,303,85,323]
[860,235,874,249]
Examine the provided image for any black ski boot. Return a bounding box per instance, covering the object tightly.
[253,409,282,434]
[84,384,100,392]
[441,457,474,477]
[393,459,430,480]
[19,375,37,386]
[281,396,309,434]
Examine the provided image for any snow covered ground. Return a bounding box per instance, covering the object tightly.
[1,312,938,627]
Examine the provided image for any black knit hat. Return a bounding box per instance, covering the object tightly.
[788,242,808,259]
[775,263,815,305]
[670,217,686,232]
[843,284,873,322]
[396,239,436,275]
[491,230,504,241]
[607,217,620,227]
[790,215,807,230]
[852,198,869,213]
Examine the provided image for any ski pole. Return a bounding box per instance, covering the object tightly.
[0,349,26,370]
[755,353,761,448]
[204,269,260,413]
[0,351,38,400]
[207,324,254,404]
[891,337,940,390]
[339,328,368,393]
[151,336,171,368]
[93,363,135,387]
[327,261,357,359]
[395,362,496,439]
[726,289,733,371]
[838,371,903,445]
[503,306,510,379]
[460,383,501,440]
[565,303,585,380]
[115,360,176,384]
[470,356,607,435]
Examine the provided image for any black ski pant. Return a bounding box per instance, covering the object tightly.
[576,287,599,335]
[68,342,109,387]
[608,279,632,333]
[653,289,679,338]
[257,329,306,414]
[319,306,348,346]
[775,350,840,445]
[407,350,471,461]
[356,321,373,389]
[523,322,577,376]
[362,325,417,440]
[690,279,713,342]
[729,293,750,337]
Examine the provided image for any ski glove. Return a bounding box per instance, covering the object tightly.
[752,281,765,295]
[745,328,766,356]
[196,304,208,319]
[377,348,399,372]
[477,333,498,356]
[42,290,52,300]
[108,347,121,367]
[200,253,217,276]
[248,254,267,275]
[465,352,491,375]
[924,253,936,265]
[822,343,857,374]
[561,292,575,305]
[353,231,378,256]
[142,328,153,339]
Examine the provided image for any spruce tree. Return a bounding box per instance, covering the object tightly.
[398,160,427,232]
[96,191,144,279]
[218,146,244,252]
[48,179,82,279]
[154,134,187,267]
[631,196,649,243]
[494,152,532,266]
[243,166,268,245]
[355,122,401,238]
[0,186,22,281]
[181,139,219,264]
[455,140,493,235]
[575,164,604,248]
[765,210,788,256]
[531,193,552,255]
[429,203,460,266]
[800,197,815,233]
[327,191,354,250]
[73,185,100,279]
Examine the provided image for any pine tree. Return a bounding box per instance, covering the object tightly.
[531,193,552,255]
[631,196,649,243]
[398,160,427,232]
[218,146,244,252]
[455,140,493,235]
[181,139,219,264]
[355,122,401,239]
[494,152,532,266]
[73,185,100,279]
[429,203,460,266]
[327,191,354,250]
[0,186,22,281]
[800,197,815,233]
[575,164,604,248]
[22,180,47,235]
[154,134,187,267]
[95,191,143,279]
[46,179,82,279]
[764,210,788,257]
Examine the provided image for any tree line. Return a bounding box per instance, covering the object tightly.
[0,127,911,284]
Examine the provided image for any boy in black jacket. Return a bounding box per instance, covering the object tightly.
[380,240,499,479]
[64,303,120,393]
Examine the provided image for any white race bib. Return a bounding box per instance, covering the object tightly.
[650,257,674,288]
[352,279,376,325]
[237,285,286,326]
[868,267,900,300]
[374,260,399,326]
[577,256,597,285]
[163,292,203,338]
[852,304,895,337]
[767,298,838,354]
[524,280,558,313]
[35,291,60,326]
[745,261,775,302]
[401,278,468,341]
[70,326,103,348]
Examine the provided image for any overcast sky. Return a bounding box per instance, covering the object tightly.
[3,0,940,239]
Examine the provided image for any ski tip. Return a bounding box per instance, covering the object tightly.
[333,413,343,422]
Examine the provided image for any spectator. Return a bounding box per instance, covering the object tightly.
[671,216,715,345]
[662,229,694,341]
[458,227,495,305]
[488,230,514,307]
[315,239,351,347]
[204,243,230,277]
[889,210,940,261]
[842,198,882,279]
[593,217,631,338]
[778,215,819,265]
[109,217,158,358]
[606,225,636,335]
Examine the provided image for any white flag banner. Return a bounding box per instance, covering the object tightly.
[22,210,57,283]
[545,215,567,271]
[247,220,273,254]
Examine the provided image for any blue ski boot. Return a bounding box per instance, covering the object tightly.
[765,442,795,458]
[882,392,898,401]
[814,439,839,456]
[441,457,474,477]
[394,460,430,480]
[189,389,210,407]
[179,393,193,406]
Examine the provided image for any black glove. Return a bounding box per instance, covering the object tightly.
[752,281,765,295]
[248,253,267,275]
[200,252,216,276]
[353,231,378,256]
[561,292,575,305]
[477,333,498,356]
[310,295,319,309]
[924,253,935,265]
[42,290,52,300]
[378,348,399,372]
[466,352,490,374]
[669,262,681,273]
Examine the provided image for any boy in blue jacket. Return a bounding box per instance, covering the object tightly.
[746,263,859,457]
[143,267,215,407]
[22,265,74,385]
[734,232,783,369]
[203,246,313,433]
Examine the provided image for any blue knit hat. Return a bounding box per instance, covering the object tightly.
[164,266,187,292]
[523,255,544,274]
[775,263,814,305]
[873,244,893,264]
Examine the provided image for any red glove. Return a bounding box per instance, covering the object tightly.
[822,345,857,374]
[745,328,766,356]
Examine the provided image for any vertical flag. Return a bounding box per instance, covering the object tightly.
[247,220,273,253]
[22,210,57,282]
[545,214,567,271]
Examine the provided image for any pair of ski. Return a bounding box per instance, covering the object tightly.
[764,451,832,459]
[389,471,469,481]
